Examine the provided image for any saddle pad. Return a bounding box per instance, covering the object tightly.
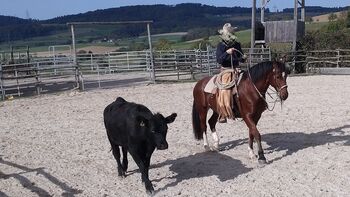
[204,75,218,94]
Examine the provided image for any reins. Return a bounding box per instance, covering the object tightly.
[232,48,285,111]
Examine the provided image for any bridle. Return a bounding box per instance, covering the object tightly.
[231,48,288,111]
[272,68,288,97]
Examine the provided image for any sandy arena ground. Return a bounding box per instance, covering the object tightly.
[0,75,349,197]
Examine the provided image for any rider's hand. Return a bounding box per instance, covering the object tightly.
[242,54,248,59]
[226,48,235,54]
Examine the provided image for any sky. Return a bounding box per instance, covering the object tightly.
[0,0,349,20]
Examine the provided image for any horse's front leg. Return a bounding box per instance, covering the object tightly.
[248,132,257,159]
[244,116,266,164]
[208,112,220,151]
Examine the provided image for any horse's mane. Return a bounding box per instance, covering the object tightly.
[246,61,286,83]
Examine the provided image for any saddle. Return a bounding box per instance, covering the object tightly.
[204,69,242,121]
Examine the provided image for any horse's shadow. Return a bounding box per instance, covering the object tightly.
[220,125,350,163]
[150,151,252,192]
[150,125,350,192]
[263,125,350,163]
[0,157,83,197]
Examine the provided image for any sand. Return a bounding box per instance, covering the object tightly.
[0,75,349,197]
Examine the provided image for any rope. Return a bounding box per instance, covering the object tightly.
[214,69,236,89]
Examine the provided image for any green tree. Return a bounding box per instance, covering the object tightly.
[328,13,337,21]
[191,37,212,50]
[155,39,172,50]
[347,10,350,28]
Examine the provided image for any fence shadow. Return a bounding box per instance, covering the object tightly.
[0,157,83,197]
[150,151,252,192]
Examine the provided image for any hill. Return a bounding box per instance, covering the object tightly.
[312,10,349,22]
[0,3,349,50]
[0,15,63,43]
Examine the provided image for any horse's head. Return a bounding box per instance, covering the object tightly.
[269,61,289,101]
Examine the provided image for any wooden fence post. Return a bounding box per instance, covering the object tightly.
[0,64,4,100]
[336,49,340,68]
[207,46,211,76]
[36,62,41,95]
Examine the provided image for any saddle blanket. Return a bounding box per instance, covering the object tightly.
[204,75,218,94]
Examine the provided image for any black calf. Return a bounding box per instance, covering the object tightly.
[103,97,177,194]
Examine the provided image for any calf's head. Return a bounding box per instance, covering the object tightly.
[151,113,177,150]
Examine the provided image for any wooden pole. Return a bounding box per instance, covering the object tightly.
[293,0,298,52]
[70,24,80,89]
[147,23,155,83]
[0,64,4,100]
[250,0,256,66]
[251,0,256,49]
[261,0,265,23]
[301,0,305,22]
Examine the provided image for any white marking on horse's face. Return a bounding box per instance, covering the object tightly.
[282,72,286,79]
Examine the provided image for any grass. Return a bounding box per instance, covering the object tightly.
[305,22,329,32]
[0,20,331,54]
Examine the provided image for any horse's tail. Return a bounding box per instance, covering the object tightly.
[192,101,203,140]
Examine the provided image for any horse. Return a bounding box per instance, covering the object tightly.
[192,60,289,164]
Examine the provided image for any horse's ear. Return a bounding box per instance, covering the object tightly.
[279,54,288,63]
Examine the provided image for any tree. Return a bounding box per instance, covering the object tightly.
[347,10,350,28]
[191,37,212,50]
[155,39,172,50]
[328,13,337,21]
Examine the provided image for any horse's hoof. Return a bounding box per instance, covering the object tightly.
[258,159,267,165]
[204,145,211,152]
[146,187,155,196]
[211,143,219,151]
[210,146,219,152]
[249,153,257,160]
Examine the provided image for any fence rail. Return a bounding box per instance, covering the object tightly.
[277,49,350,74]
[1,48,350,100]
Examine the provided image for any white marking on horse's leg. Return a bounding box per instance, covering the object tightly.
[211,130,219,151]
[248,146,257,159]
[203,132,210,151]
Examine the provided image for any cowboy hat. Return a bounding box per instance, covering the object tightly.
[218,23,238,43]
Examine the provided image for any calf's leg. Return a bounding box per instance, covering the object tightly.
[111,145,126,177]
[129,147,154,194]
[121,147,128,172]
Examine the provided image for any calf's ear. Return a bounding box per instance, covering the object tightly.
[165,113,177,124]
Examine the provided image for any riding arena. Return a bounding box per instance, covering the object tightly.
[1,2,350,197]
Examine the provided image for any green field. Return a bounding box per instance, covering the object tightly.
[0,21,329,54]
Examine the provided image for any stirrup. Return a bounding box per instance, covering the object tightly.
[218,117,227,123]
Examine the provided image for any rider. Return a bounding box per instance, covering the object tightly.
[216,23,247,123]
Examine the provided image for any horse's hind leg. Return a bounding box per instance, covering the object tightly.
[198,107,210,151]
[208,112,220,151]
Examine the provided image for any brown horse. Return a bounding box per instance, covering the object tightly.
[192,61,289,164]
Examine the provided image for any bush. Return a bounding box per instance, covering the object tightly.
[301,18,350,51]
[155,39,172,50]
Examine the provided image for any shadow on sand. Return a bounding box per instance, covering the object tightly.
[148,125,350,192]
[0,157,83,197]
[150,151,252,192]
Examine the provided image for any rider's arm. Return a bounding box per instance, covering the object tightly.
[235,43,246,63]
[216,43,231,65]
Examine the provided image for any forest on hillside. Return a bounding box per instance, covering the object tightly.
[0,3,348,44]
